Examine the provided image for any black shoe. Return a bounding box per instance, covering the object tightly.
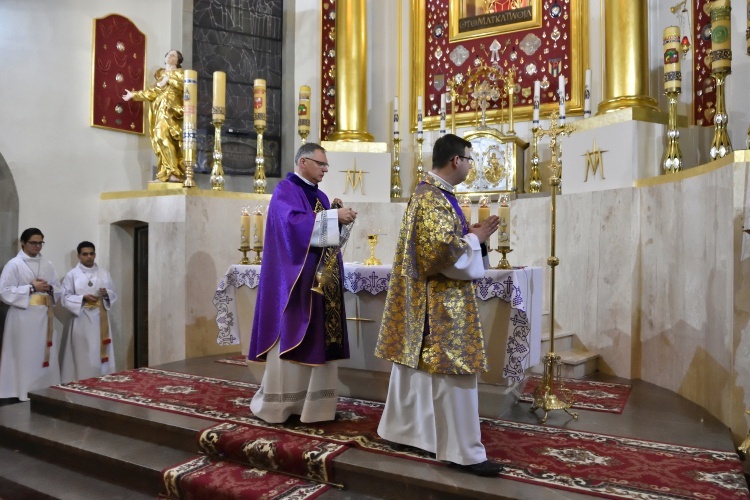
[454,460,504,477]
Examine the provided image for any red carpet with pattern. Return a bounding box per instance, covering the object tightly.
[53,368,749,499]
[519,375,632,413]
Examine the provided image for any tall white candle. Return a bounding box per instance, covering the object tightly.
[584,69,591,118]
[393,96,399,139]
[558,75,566,124]
[532,80,540,126]
[439,93,446,136]
[417,95,423,135]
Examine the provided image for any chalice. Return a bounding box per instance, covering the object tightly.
[364,234,382,266]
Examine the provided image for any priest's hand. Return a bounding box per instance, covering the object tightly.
[83,294,99,304]
[469,215,500,244]
[32,279,51,293]
[337,207,357,225]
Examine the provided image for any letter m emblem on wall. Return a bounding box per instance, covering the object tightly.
[583,139,607,182]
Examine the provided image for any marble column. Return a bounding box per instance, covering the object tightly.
[327,0,374,142]
[597,0,659,115]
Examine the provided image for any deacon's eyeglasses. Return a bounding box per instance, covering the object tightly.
[304,157,329,168]
[27,241,45,246]
[456,155,474,165]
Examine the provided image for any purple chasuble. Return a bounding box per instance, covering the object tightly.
[248,173,349,364]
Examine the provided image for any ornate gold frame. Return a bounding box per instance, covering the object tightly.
[449,0,543,42]
[411,0,589,130]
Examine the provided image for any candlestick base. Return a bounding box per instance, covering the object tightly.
[391,137,402,199]
[662,91,683,173]
[529,352,578,424]
[709,70,732,160]
[251,246,263,265]
[211,119,225,191]
[182,122,197,188]
[238,246,251,265]
[415,136,425,192]
[494,247,513,269]
[529,129,541,193]
[254,126,267,194]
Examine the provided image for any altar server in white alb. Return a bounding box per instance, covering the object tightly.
[0,228,66,401]
[62,241,117,380]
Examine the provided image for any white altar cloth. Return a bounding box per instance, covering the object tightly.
[213,264,542,383]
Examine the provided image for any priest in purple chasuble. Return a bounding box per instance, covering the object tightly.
[248,142,358,424]
[374,134,504,477]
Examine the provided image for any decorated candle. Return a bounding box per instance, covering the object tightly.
[253,78,267,127]
[584,69,592,117]
[663,27,682,93]
[558,75,566,124]
[393,96,399,138]
[497,198,511,248]
[478,196,490,223]
[439,93,446,136]
[460,197,472,225]
[532,81,540,126]
[212,71,226,121]
[710,0,732,74]
[240,207,251,246]
[747,0,750,56]
[253,207,264,247]
[298,85,311,136]
[417,95,424,135]
[183,70,198,128]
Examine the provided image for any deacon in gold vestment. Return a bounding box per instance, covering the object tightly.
[123,49,185,182]
[375,134,504,477]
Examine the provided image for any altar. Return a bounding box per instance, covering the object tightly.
[213,263,542,386]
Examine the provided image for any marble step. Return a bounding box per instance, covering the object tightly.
[540,329,576,353]
[529,347,600,379]
[0,444,154,500]
[0,401,193,495]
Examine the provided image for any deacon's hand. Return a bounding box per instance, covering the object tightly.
[468,215,500,244]
[337,207,357,225]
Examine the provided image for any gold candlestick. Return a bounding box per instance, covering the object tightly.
[254,125,267,193]
[662,91,683,173]
[529,114,577,425]
[414,136,425,191]
[709,70,732,160]
[182,122,197,188]
[494,247,512,270]
[251,245,263,265]
[364,234,381,266]
[211,118,225,190]
[391,137,402,199]
[529,128,542,193]
[238,245,251,265]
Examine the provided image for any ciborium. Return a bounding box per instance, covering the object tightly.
[364,234,382,266]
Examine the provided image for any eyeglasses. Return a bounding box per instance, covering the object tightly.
[304,157,329,168]
[26,241,45,247]
[456,154,474,165]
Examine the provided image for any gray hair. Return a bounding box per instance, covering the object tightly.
[295,142,326,166]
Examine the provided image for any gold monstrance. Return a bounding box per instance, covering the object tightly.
[530,111,578,424]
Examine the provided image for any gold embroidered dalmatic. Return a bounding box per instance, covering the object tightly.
[374,175,487,375]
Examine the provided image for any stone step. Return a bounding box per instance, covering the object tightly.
[529,347,600,379]
[539,329,576,353]
[0,401,193,495]
[0,445,154,500]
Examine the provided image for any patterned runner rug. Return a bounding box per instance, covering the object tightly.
[214,355,247,367]
[519,375,632,413]
[53,368,748,499]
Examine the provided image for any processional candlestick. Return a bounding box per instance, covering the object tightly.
[529,112,578,424]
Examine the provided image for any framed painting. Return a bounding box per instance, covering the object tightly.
[411,0,588,131]
[450,0,543,42]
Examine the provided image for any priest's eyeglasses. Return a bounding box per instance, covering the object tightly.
[456,154,474,165]
[304,157,329,168]
[27,241,45,246]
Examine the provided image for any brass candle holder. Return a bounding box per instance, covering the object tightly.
[238,245,251,265]
[709,69,732,160]
[414,136,425,191]
[495,247,512,270]
[210,117,225,190]
[254,124,267,193]
[182,122,197,188]
[529,127,542,193]
[391,137,402,199]
[494,196,512,269]
[529,114,577,425]
[364,234,382,266]
[662,91,683,173]
[251,245,263,265]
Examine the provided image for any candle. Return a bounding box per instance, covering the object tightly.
[663,27,682,93]
[710,0,732,74]
[253,78,267,127]
[393,96,399,139]
[747,0,750,56]
[584,69,591,117]
[478,196,490,223]
[212,71,226,121]
[241,208,251,247]
[183,70,198,128]
[417,95,423,135]
[253,208,264,247]
[298,85,311,136]
[497,199,511,248]
[558,75,566,124]
[460,197,472,225]
[532,80,540,126]
[439,93,447,136]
